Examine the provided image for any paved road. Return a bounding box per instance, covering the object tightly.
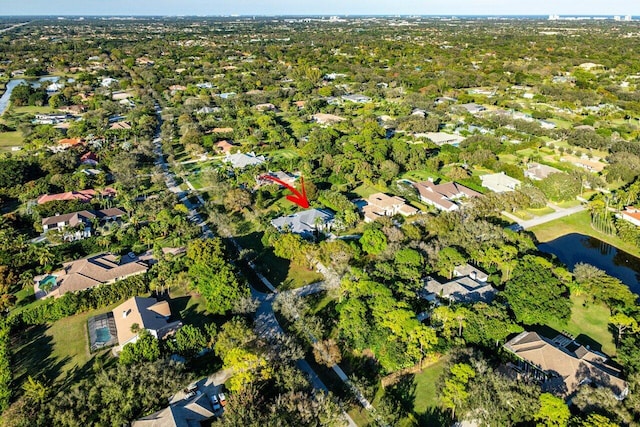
[502,202,586,230]
[0,22,29,34]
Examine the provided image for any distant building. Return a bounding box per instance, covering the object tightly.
[312,113,346,125]
[458,103,486,114]
[36,187,116,205]
[480,172,521,193]
[362,193,418,222]
[413,181,481,211]
[414,132,465,146]
[342,94,372,104]
[271,208,335,238]
[223,152,266,169]
[113,296,181,352]
[504,331,628,400]
[524,162,562,181]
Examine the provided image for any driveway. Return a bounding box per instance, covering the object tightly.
[502,202,586,230]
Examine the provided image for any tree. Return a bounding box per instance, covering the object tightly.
[223,188,252,213]
[503,256,571,325]
[170,324,207,359]
[440,363,476,420]
[187,238,249,315]
[577,413,618,427]
[609,312,638,346]
[360,228,387,255]
[436,247,465,279]
[534,393,570,427]
[312,339,342,367]
[118,329,161,365]
[537,173,581,202]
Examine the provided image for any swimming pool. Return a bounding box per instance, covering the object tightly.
[95,327,112,344]
[39,275,57,292]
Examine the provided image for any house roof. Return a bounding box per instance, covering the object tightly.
[424,276,496,303]
[42,210,96,227]
[133,393,215,427]
[224,152,265,169]
[54,253,148,296]
[214,140,235,153]
[36,188,116,205]
[504,331,627,398]
[480,172,521,193]
[453,264,488,282]
[97,207,126,218]
[312,113,345,124]
[58,138,84,147]
[525,163,561,180]
[271,208,334,236]
[414,181,481,211]
[622,208,640,222]
[113,297,177,346]
[415,132,465,146]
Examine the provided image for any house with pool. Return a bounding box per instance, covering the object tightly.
[33,252,149,299]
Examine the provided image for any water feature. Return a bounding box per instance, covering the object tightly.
[0,76,60,116]
[38,274,58,292]
[538,233,640,295]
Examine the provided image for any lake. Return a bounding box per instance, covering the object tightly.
[538,233,640,295]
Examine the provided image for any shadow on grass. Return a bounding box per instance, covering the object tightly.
[12,325,69,389]
[415,407,449,427]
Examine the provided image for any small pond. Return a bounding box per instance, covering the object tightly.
[538,233,640,295]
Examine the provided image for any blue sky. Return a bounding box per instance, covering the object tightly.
[2,0,639,17]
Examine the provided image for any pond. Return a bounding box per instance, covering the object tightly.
[538,233,640,295]
[0,76,61,116]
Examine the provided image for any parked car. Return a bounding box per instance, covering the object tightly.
[211,394,222,411]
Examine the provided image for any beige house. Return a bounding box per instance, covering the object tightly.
[37,253,149,299]
[504,331,628,400]
[311,113,345,125]
[133,392,214,427]
[413,181,481,211]
[113,297,182,352]
[362,193,418,222]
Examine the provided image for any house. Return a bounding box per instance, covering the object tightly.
[214,140,236,154]
[133,393,215,427]
[80,152,99,166]
[293,100,307,109]
[109,121,132,131]
[257,171,297,187]
[312,113,345,125]
[524,163,561,181]
[413,181,481,211]
[101,77,118,87]
[113,296,182,351]
[342,94,372,103]
[362,193,418,222]
[57,138,84,149]
[504,331,628,400]
[254,103,277,111]
[37,252,149,299]
[271,208,335,239]
[621,207,640,227]
[223,152,266,169]
[458,103,486,114]
[422,265,496,304]
[42,210,95,238]
[480,172,521,193]
[414,132,465,146]
[211,127,234,134]
[453,263,489,282]
[37,188,116,205]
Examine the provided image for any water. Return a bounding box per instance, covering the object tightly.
[0,76,60,116]
[38,274,58,292]
[95,327,112,343]
[538,233,640,295]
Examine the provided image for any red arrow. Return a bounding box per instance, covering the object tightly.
[260,175,309,209]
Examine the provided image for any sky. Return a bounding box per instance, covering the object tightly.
[2,0,640,17]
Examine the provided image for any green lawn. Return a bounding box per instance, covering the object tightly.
[530,210,640,259]
[11,105,55,115]
[544,294,615,356]
[268,148,300,161]
[412,356,448,415]
[352,183,388,199]
[401,169,440,182]
[525,206,555,216]
[12,302,122,388]
[0,131,23,149]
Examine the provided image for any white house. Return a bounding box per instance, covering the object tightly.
[480,172,521,193]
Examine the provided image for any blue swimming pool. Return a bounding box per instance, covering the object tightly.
[95,327,112,344]
[39,275,57,292]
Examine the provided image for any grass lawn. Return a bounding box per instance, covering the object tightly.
[554,200,581,208]
[526,206,555,216]
[512,210,534,220]
[412,355,448,415]
[268,148,300,161]
[168,284,218,330]
[401,169,440,182]
[11,105,55,115]
[543,294,615,356]
[12,302,122,388]
[0,131,23,149]
[530,210,640,259]
[352,183,388,199]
